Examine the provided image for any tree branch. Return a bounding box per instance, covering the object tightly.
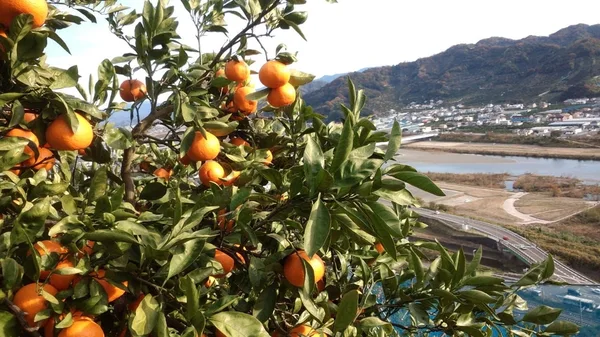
[2,298,42,337]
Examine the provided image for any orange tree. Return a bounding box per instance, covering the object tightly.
[0,1,577,337]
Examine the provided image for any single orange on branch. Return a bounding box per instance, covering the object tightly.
[283,250,325,287]
[289,325,327,337]
[224,59,250,82]
[13,283,58,327]
[57,316,104,337]
[153,167,173,180]
[22,147,54,171]
[213,249,245,278]
[89,269,128,303]
[45,112,94,151]
[233,86,258,114]
[268,82,296,108]
[199,160,225,187]
[5,128,39,160]
[187,131,220,162]
[119,79,147,102]
[259,60,291,88]
[0,0,49,29]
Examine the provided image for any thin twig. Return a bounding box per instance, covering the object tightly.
[2,299,43,337]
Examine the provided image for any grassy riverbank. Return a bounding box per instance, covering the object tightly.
[437,132,600,148]
[406,141,600,160]
[425,172,509,189]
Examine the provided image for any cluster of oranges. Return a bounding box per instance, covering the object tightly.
[5,111,94,176]
[259,60,297,108]
[11,239,128,337]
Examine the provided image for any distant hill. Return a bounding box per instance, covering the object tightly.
[304,24,600,121]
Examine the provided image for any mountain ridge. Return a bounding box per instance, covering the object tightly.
[303,24,600,121]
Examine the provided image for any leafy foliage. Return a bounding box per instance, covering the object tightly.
[0,1,573,337]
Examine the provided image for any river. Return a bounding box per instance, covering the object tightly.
[395,149,600,183]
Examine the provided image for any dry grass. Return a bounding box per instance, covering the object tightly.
[514,174,600,199]
[425,172,509,189]
[452,197,522,224]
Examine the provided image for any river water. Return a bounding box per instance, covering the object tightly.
[395,149,600,183]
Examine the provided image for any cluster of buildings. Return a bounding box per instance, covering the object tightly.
[371,98,600,137]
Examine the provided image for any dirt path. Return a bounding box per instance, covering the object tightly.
[502,192,550,224]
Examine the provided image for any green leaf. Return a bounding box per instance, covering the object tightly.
[522,305,562,325]
[544,320,579,335]
[384,120,402,161]
[303,135,324,196]
[209,312,269,337]
[88,166,108,203]
[253,287,277,323]
[357,317,393,333]
[140,182,168,200]
[1,258,23,289]
[129,295,159,335]
[166,239,205,282]
[466,246,482,276]
[541,254,555,280]
[334,290,359,332]
[409,248,424,288]
[304,195,330,258]
[388,171,444,196]
[84,230,138,244]
[462,276,504,287]
[458,289,496,304]
[0,311,19,337]
[181,276,203,332]
[330,118,354,173]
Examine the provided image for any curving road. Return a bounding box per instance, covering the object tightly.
[415,208,597,285]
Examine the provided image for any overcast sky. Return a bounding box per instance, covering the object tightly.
[47,0,600,83]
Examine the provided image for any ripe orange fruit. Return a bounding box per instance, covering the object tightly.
[13,283,58,327]
[23,111,38,123]
[229,137,250,147]
[57,316,104,337]
[139,159,152,173]
[187,131,220,162]
[8,167,21,175]
[374,242,384,254]
[233,86,258,113]
[0,0,49,29]
[213,249,244,278]
[0,29,6,53]
[153,167,173,180]
[289,325,326,337]
[48,259,76,291]
[23,147,54,171]
[92,269,127,303]
[224,60,250,82]
[259,60,291,88]
[268,83,296,108]
[29,240,68,279]
[46,113,94,151]
[5,128,39,160]
[217,209,234,232]
[199,160,225,187]
[283,250,325,287]
[119,79,147,102]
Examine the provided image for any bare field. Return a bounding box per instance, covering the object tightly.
[514,193,593,221]
[406,141,600,160]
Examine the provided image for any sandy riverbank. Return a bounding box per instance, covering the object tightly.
[405,141,600,160]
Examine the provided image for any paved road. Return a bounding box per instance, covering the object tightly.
[415,208,597,285]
